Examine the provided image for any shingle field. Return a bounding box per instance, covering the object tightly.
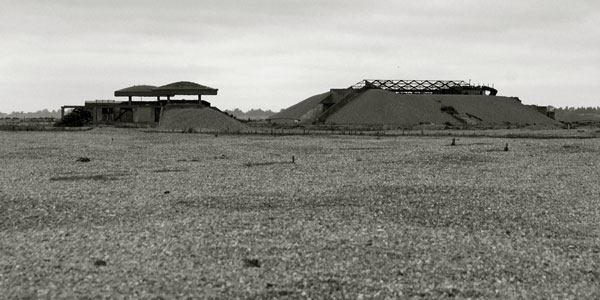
[1,129,599,299]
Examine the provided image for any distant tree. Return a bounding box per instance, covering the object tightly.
[225,108,276,120]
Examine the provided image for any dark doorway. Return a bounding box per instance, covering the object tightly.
[101,107,114,122]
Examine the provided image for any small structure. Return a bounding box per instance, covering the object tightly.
[528,105,556,120]
[62,81,218,124]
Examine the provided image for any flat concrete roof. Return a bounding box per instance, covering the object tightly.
[153,81,218,96]
[114,81,218,97]
[114,85,158,97]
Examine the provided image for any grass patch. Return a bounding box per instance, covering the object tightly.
[153,168,188,173]
[49,174,122,181]
[244,161,295,167]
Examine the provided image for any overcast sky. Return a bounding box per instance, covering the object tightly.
[1,0,599,113]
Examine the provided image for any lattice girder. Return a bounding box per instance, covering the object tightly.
[352,79,472,94]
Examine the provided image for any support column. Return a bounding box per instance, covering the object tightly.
[128,96,132,105]
[61,107,65,118]
[198,94,202,104]
[167,95,171,104]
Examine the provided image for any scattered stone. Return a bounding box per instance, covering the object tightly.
[451,138,456,146]
[77,157,90,162]
[164,191,170,194]
[94,259,107,267]
[243,258,261,268]
[504,143,509,151]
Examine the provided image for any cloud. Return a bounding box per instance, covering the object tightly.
[1,0,599,112]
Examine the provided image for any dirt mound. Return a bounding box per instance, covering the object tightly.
[272,88,562,128]
[326,89,458,126]
[159,106,247,131]
[269,91,331,123]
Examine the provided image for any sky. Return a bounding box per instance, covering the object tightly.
[1,0,599,113]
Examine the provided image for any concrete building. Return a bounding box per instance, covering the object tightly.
[61,81,218,124]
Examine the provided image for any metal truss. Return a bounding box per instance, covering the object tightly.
[351,79,472,94]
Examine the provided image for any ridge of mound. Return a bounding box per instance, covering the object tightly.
[434,95,562,126]
[326,89,459,126]
[159,106,247,131]
[269,91,331,122]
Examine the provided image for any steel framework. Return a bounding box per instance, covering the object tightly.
[351,79,472,94]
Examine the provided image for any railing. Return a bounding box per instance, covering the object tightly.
[85,100,116,104]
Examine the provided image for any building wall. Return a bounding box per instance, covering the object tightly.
[133,107,155,123]
[84,101,200,124]
[94,107,103,122]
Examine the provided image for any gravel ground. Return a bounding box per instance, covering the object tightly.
[1,129,599,299]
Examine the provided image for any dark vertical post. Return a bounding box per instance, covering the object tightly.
[167,95,171,104]
[61,107,64,118]
[198,94,201,104]
[128,96,132,105]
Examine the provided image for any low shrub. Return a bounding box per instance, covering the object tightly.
[55,107,92,127]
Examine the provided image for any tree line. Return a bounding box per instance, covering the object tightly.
[554,107,600,114]
[1,108,280,120]
[224,108,278,120]
[554,107,600,122]
[0,109,61,119]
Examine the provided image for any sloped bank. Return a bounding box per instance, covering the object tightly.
[158,105,247,132]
